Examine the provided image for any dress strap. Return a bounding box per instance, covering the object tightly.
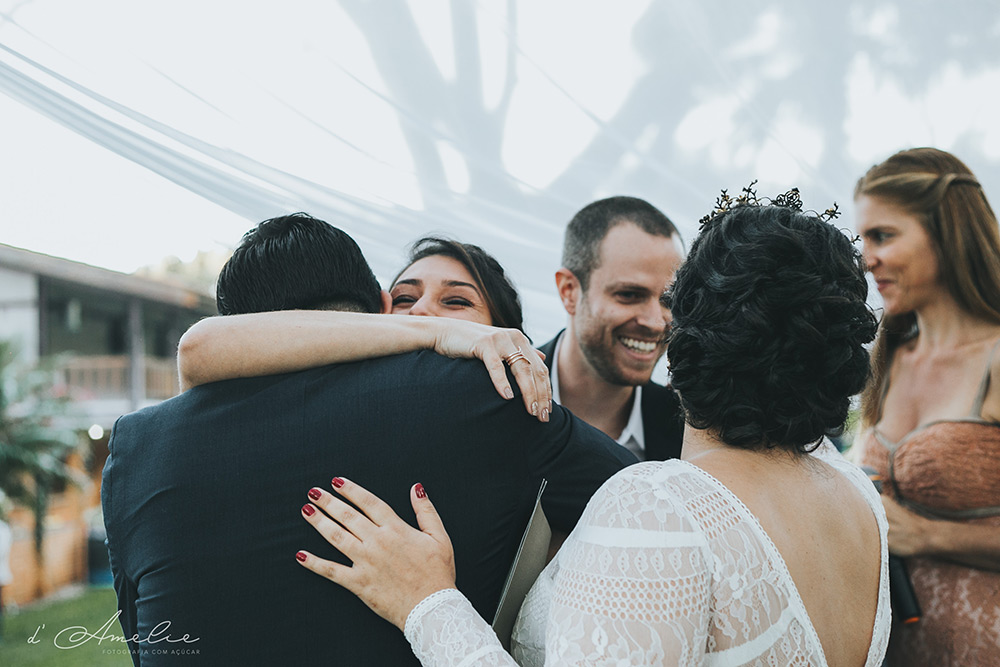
[900,497,1000,520]
[968,336,1000,418]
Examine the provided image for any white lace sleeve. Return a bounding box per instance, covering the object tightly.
[542,463,714,666]
[402,463,714,667]
[404,588,517,667]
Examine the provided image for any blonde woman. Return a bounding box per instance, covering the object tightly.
[856,147,1000,665]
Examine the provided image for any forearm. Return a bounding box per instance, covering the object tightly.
[177,311,442,390]
[921,519,1000,571]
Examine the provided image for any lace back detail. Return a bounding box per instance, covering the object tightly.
[405,441,890,667]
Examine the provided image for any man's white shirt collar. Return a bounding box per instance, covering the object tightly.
[550,331,646,459]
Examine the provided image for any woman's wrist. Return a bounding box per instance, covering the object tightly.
[913,515,943,557]
[416,314,448,351]
[403,588,463,635]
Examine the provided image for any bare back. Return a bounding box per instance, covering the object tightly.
[695,448,882,667]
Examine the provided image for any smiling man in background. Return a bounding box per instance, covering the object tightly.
[539,196,686,461]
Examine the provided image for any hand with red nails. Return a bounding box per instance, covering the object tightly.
[428,320,551,422]
[296,477,456,630]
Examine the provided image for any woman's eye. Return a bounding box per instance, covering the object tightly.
[392,294,416,306]
[445,297,473,307]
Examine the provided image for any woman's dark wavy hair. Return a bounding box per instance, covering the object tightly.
[665,203,877,452]
[393,236,525,333]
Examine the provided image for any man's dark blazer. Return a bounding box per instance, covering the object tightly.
[102,350,635,666]
[538,331,684,461]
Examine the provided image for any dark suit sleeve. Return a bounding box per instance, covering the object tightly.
[427,354,635,535]
[102,417,140,666]
[525,402,638,532]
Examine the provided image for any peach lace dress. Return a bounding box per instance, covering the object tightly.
[859,345,1000,666]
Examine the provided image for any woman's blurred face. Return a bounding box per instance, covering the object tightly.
[390,255,493,325]
[856,194,945,316]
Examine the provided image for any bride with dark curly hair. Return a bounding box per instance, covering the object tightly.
[293,194,891,667]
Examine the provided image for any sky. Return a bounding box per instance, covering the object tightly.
[2,0,999,339]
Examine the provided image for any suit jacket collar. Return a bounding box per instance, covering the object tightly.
[538,330,683,461]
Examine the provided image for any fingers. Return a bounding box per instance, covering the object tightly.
[483,351,516,401]
[462,326,552,421]
[326,476,398,527]
[505,345,551,422]
[298,480,457,631]
[303,486,373,546]
[410,483,450,543]
[294,549,353,586]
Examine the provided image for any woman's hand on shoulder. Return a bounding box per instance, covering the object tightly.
[296,478,456,630]
[430,319,551,422]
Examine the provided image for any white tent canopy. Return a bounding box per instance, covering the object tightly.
[2,0,999,339]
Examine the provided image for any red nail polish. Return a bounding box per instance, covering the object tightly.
[415,483,426,499]
[302,504,315,516]
[332,477,345,489]
[308,487,321,500]
[295,551,307,562]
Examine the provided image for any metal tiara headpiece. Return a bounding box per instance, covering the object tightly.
[698,180,840,229]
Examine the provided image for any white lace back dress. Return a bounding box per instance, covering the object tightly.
[405,441,891,667]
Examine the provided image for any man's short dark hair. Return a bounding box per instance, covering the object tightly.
[216,213,382,315]
[562,196,680,291]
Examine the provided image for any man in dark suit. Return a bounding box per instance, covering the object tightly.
[102,214,635,666]
[542,196,686,461]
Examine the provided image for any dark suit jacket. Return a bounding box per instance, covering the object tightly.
[538,331,684,461]
[102,351,636,666]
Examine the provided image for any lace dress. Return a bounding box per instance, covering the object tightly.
[404,441,891,666]
[858,340,1000,665]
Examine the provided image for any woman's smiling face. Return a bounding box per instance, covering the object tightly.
[390,255,493,325]
[855,194,945,316]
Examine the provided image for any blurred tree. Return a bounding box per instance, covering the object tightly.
[0,340,84,595]
[336,0,1000,226]
[133,249,231,296]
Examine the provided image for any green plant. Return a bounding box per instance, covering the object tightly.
[0,340,85,573]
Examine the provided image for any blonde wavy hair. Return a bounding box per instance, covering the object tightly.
[857,147,1000,425]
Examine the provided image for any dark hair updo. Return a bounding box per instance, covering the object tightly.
[666,202,877,452]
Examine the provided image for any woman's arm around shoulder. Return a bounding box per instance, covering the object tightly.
[177,311,550,420]
[178,310,435,390]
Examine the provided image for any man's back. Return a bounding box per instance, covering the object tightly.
[103,351,633,665]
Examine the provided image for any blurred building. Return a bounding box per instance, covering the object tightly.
[0,242,216,605]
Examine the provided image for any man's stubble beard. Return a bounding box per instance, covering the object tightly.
[573,301,667,388]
